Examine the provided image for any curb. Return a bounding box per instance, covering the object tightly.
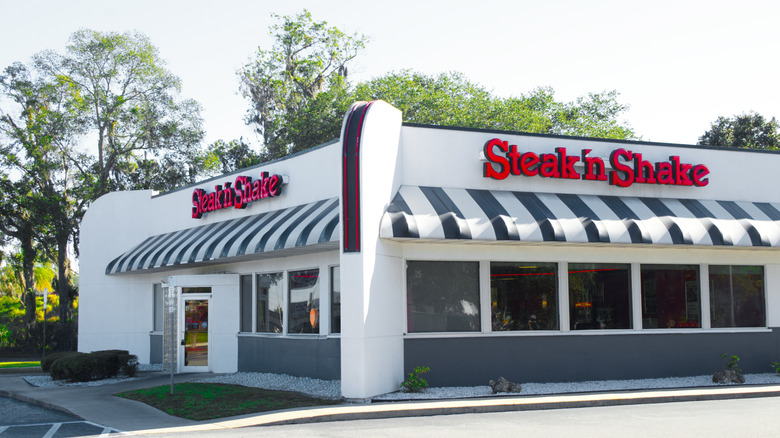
[0,386,84,420]
[247,384,780,427]
[0,367,43,375]
[129,383,780,434]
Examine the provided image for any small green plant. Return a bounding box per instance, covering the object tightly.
[400,366,430,393]
[722,353,741,373]
[771,361,780,374]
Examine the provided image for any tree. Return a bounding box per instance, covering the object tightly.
[275,70,638,151]
[205,139,263,174]
[239,9,367,159]
[1,30,207,349]
[698,112,780,150]
[0,62,82,336]
[34,29,205,198]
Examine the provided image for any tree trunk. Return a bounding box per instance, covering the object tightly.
[20,231,37,328]
[56,232,72,350]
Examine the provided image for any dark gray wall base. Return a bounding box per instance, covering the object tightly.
[405,329,780,387]
[238,336,340,380]
[150,333,163,364]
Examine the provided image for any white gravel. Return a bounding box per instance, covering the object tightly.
[374,373,780,400]
[24,375,142,387]
[24,368,780,401]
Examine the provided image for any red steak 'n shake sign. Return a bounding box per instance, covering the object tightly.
[192,172,284,219]
[482,138,710,188]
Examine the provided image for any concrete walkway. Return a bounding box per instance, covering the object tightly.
[2,371,780,436]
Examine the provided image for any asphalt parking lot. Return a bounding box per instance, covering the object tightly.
[0,395,122,437]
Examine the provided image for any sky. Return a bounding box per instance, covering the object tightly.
[2,0,779,148]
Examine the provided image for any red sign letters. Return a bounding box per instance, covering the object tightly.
[192,172,283,219]
[483,138,709,188]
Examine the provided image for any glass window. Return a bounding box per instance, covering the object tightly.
[569,263,631,330]
[331,266,341,334]
[491,262,558,331]
[641,265,700,328]
[406,261,480,333]
[288,269,320,334]
[153,283,163,331]
[709,265,765,328]
[257,273,284,333]
[239,275,252,332]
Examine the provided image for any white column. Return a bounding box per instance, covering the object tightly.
[631,263,642,330]
[558,261,570,331]
[480,260,492,333]
[700,264,711,329]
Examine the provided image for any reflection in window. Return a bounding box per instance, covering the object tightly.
[406,261,480,333]
[288,269,320,334]
[491,262,558,331]
[331,266,341,334]
[569,263,631,330]
[641,265,700,328]
[710,265,765,328]
[257,273,284,333]
[239,275,252,332]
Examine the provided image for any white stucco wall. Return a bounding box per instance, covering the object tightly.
[79,141,342,366]
[340,101,405,399]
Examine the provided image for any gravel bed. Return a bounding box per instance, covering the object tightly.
[373,373,780,400]
[22,369,780,400]
[24,375,141,387]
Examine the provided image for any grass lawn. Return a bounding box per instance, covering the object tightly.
[0,361,41,368]
[116,382,341,421]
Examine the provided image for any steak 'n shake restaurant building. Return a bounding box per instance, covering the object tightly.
[79,101,780,399]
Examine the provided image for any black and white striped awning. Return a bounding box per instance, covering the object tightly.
[106,198,339,274]
[380,186,780,247]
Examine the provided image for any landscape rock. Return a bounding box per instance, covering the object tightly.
[488,376,522,393]
[712,369,745,384]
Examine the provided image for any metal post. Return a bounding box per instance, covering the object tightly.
[42,288,47,360]
[167,277,176,395]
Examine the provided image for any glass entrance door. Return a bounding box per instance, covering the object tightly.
[183,298,209,369]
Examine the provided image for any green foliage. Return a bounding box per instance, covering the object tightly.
[238,9,367,159]
[203,139,263,175]
[237,10,637,161]
[0,296,24,321]
[117,383,340,421]
[698,112,780,150]
[400,365,431,393]
[41,351,79,372]
[771,361,780,374]
[48,349,137,381]
[33,28,206,195]
[0,324,10,348]
[49,352,92,381]
[722,353,741,373]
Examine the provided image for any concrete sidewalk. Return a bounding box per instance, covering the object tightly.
[2,371,780,436]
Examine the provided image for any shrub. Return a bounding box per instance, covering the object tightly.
[118,353,138,377]
[42,351,79,372]
[50,352,92,381]
[771,361,780,374]
[722,353,741,374]
[400,366,430,393]
[88,351,122,379]
[49,349,139,382]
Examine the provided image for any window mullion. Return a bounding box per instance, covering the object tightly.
[700,264,711,329]
[631,263,642,330]
[558,261,569,332]
[480,261,491,333]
